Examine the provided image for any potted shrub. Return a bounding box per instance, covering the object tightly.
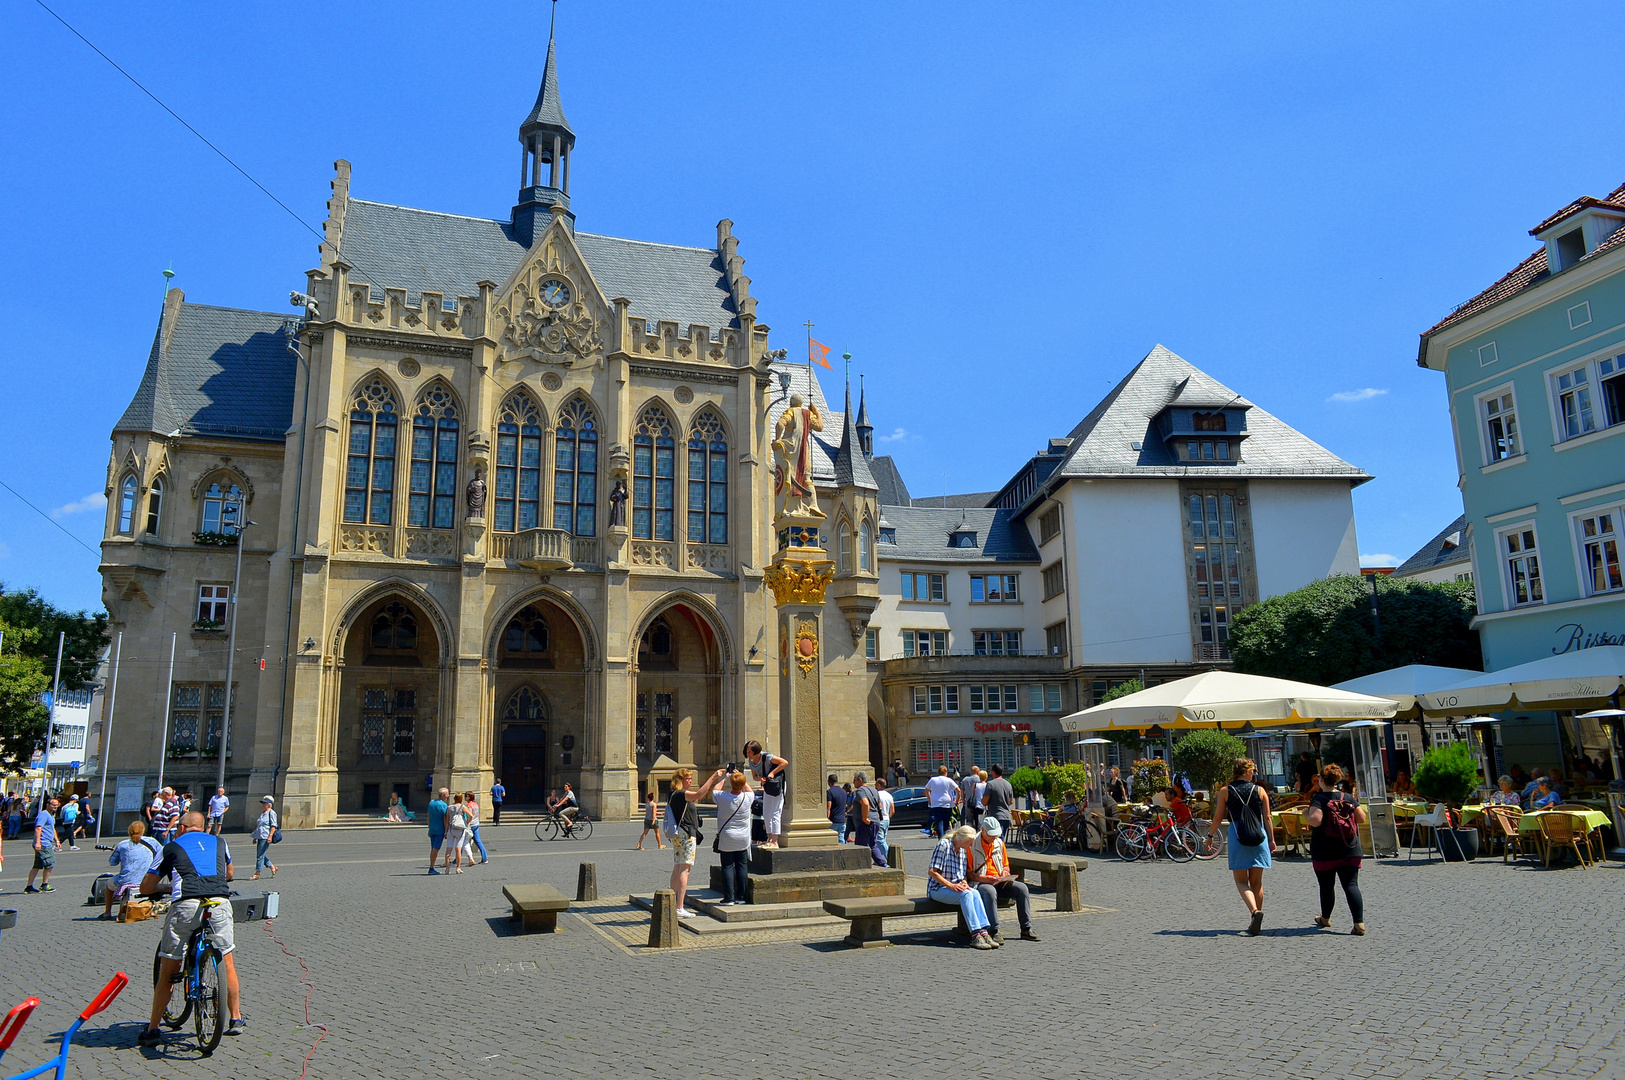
[1171,728,1247,801]
[1412,742,1482,860]
[1009,766,1046,808]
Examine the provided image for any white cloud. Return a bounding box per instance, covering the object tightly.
[52,492,106,518]
[1360,553,1399,568]
[877,427,908,443]
[1326,388,1388,404]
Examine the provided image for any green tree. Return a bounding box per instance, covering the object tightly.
[0,619,51,771]
[1228,574,1480,687]
[0,585,109,689]
[1171,729,1247,796]
[1008,766,1046,797]
[1412,741,1480,807]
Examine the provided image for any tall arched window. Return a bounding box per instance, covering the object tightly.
[369,600,418,651]
[117,475,138,533]
[686,409,728,544]
[495,392,543,532]
[502,606,551,655]
[346,377,398,525]
[554,397,598,536]
[200,481,243,534]
[859,518,874,572]
[410,383,459,529]
[145,477,164,535]
[838,519,853,573]
[633,404,675,540]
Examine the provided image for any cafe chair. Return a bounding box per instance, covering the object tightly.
[1484,807,1524,863]
[1538,813,1592,869]
[1409,803,1451,862]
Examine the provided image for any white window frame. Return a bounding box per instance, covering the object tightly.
[1496,523,1545,608]
[912,686,927,714]
[1550,362,1599,442]
[1475,384,1522,465]
[1570,504,1625,597]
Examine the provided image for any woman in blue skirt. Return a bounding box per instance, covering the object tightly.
[1206,757,1276,935]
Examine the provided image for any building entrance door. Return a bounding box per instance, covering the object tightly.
[501,722,549,804]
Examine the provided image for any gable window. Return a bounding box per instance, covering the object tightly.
[409,384,459,529]
[201,481,243,535]
[633,404,675,541]
[879,527,896,544]
[117,476,138,533]
[1556,228,1585,270]
[554,397,598,537]
[686,409,728,545]
[900,572,945,602]
[1041,562,1066,600]
[1192,411,1227,432]
[1554,366,1596,440]
[346,378,398,525]
[949,531,977,548]
[145,477,163,535]
[196,584,229,624]
[1577,512,1622,595]
[1503,528,1544,606]
[1039,506,1061,545]
[859,520,874,572]
[1481,390,1520,461]
[495,392,543,533]
[970,574,1018,603]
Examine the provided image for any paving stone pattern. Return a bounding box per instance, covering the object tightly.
[0,823,1621,1079]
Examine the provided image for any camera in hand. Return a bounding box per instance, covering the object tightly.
[724,762,746,775]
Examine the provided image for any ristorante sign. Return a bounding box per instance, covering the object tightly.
[973,721,1032,733]
[1553,623,1625,655]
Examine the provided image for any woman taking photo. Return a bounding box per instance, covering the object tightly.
[665,767,725,919]
[712,771,755,905]
[1305,764,1368,935]
[1206,757,1274,935]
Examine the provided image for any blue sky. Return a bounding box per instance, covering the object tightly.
[3,1,1623,613]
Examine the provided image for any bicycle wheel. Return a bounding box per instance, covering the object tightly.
[152,948,191,1029]
[193,946,225,1055]
[1191,821,1226,861]
[1163,827,1197,863]
[571,817,592,841]
[534,819,550,842]
[1081,818,1104,854]
[1114,826,1145,861]
[1015,821,1044,852]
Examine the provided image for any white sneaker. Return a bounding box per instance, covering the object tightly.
[675,908,694,919]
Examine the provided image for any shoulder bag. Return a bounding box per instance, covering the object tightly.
[712,794,747,853]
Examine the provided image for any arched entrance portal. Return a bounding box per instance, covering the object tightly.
[634,603,722,776]
[336,595,442,813]
[494,598,587,806]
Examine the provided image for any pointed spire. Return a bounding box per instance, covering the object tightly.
[833,384,878,491]
[521,8,573,137]
[855,374,873,457]
[513,1,577,246]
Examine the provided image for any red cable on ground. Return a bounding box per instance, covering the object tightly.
[263,918,327,1080]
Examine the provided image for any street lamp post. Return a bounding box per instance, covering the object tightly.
[217,500,256,793]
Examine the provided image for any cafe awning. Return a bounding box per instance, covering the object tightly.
[1059,670,1398,732]
[1417,646,1625,714]
[1332,664,1485,713]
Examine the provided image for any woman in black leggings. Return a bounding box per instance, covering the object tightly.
[1304,764,1368,935]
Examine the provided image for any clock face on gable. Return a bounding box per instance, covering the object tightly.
[540,278,572,308]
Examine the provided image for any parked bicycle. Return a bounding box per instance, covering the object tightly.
[534,809,593,842]
[1114,809,1202,862]
[150,897,229,1054]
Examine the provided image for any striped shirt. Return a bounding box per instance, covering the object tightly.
[929,838,967,884]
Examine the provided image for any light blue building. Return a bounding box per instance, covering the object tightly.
[1418,183,1625,771]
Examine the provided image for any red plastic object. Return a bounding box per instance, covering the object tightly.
[0,999,38,1053]
[77,973,127,1021]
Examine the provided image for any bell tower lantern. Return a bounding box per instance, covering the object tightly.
[512,9,575,247]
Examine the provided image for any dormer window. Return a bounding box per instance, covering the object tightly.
[1192,412,1227,432]
[1534,201,1625,273]
[949,531,978,549]
[879,527,896,544]
[1179,440,1236,463]
[1556,229,1585,271]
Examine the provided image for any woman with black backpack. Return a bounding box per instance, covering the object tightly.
[1207,757,1275,936]
[1304,764,1368,936]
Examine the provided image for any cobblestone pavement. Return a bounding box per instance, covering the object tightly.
[1,822,1621,1079]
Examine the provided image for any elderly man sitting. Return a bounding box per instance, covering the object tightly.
[968,817,1040,945]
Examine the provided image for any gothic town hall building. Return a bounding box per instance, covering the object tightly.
[98,39,878,827]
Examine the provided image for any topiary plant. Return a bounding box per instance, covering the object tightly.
[1412,741,1480,808]
[1171,729,1247,798]
[1040,762,1090,802]
[1008,766,1046,798]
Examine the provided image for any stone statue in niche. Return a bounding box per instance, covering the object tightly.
[466,468,487,519]
[608,478,628,529]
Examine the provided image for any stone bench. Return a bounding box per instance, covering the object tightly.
[822,893,1018,948]
[1005,853,1084,912]
[502,884,570,933]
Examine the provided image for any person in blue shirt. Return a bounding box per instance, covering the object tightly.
[426,788,449,874]
[137,811,245,1044]
[25,796,59,892]
[489,779,505,825]
[1531,778,1561,810]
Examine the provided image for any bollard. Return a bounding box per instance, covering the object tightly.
[886,844,904,872]
[1054,863,1081,913]
[577,862,598,901]
[648,889,680,948]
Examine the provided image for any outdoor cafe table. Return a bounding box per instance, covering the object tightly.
[1518,809,1610,835]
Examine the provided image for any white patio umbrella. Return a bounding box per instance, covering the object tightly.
[1332,664,1486,714]
[1418,646,1625,714]
[1059,670,1398,732]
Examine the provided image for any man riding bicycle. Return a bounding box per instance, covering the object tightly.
[137,810,245,1045]
[552,784,580,826]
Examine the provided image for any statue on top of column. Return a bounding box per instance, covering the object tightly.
[772,393,824,521]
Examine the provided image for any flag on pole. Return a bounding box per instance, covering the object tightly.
[808,337,833,369]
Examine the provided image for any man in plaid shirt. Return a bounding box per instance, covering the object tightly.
[927,825,997,950]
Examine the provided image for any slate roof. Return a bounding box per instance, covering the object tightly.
[337,199,738,331]
[877,506,1040,564]
[1051,345,1368,485]
[1394,513,1471,578]
[521,36,572,135]
[869,455,911,507]
[766,360,844,483]
[910,492,998,509]
[831,386,877,491]
[115,297,296,441]
[1420,181,1625,340]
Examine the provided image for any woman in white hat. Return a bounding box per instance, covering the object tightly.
[251,795,279,879]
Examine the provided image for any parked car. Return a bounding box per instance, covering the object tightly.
[887,786,930,827]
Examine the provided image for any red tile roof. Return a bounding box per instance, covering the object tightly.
[1421,181,1625,341]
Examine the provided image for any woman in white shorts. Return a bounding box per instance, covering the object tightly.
[744,741,788,848]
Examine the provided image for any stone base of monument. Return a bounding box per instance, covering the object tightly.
[628,891,843,934]
[708,864,905,905]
